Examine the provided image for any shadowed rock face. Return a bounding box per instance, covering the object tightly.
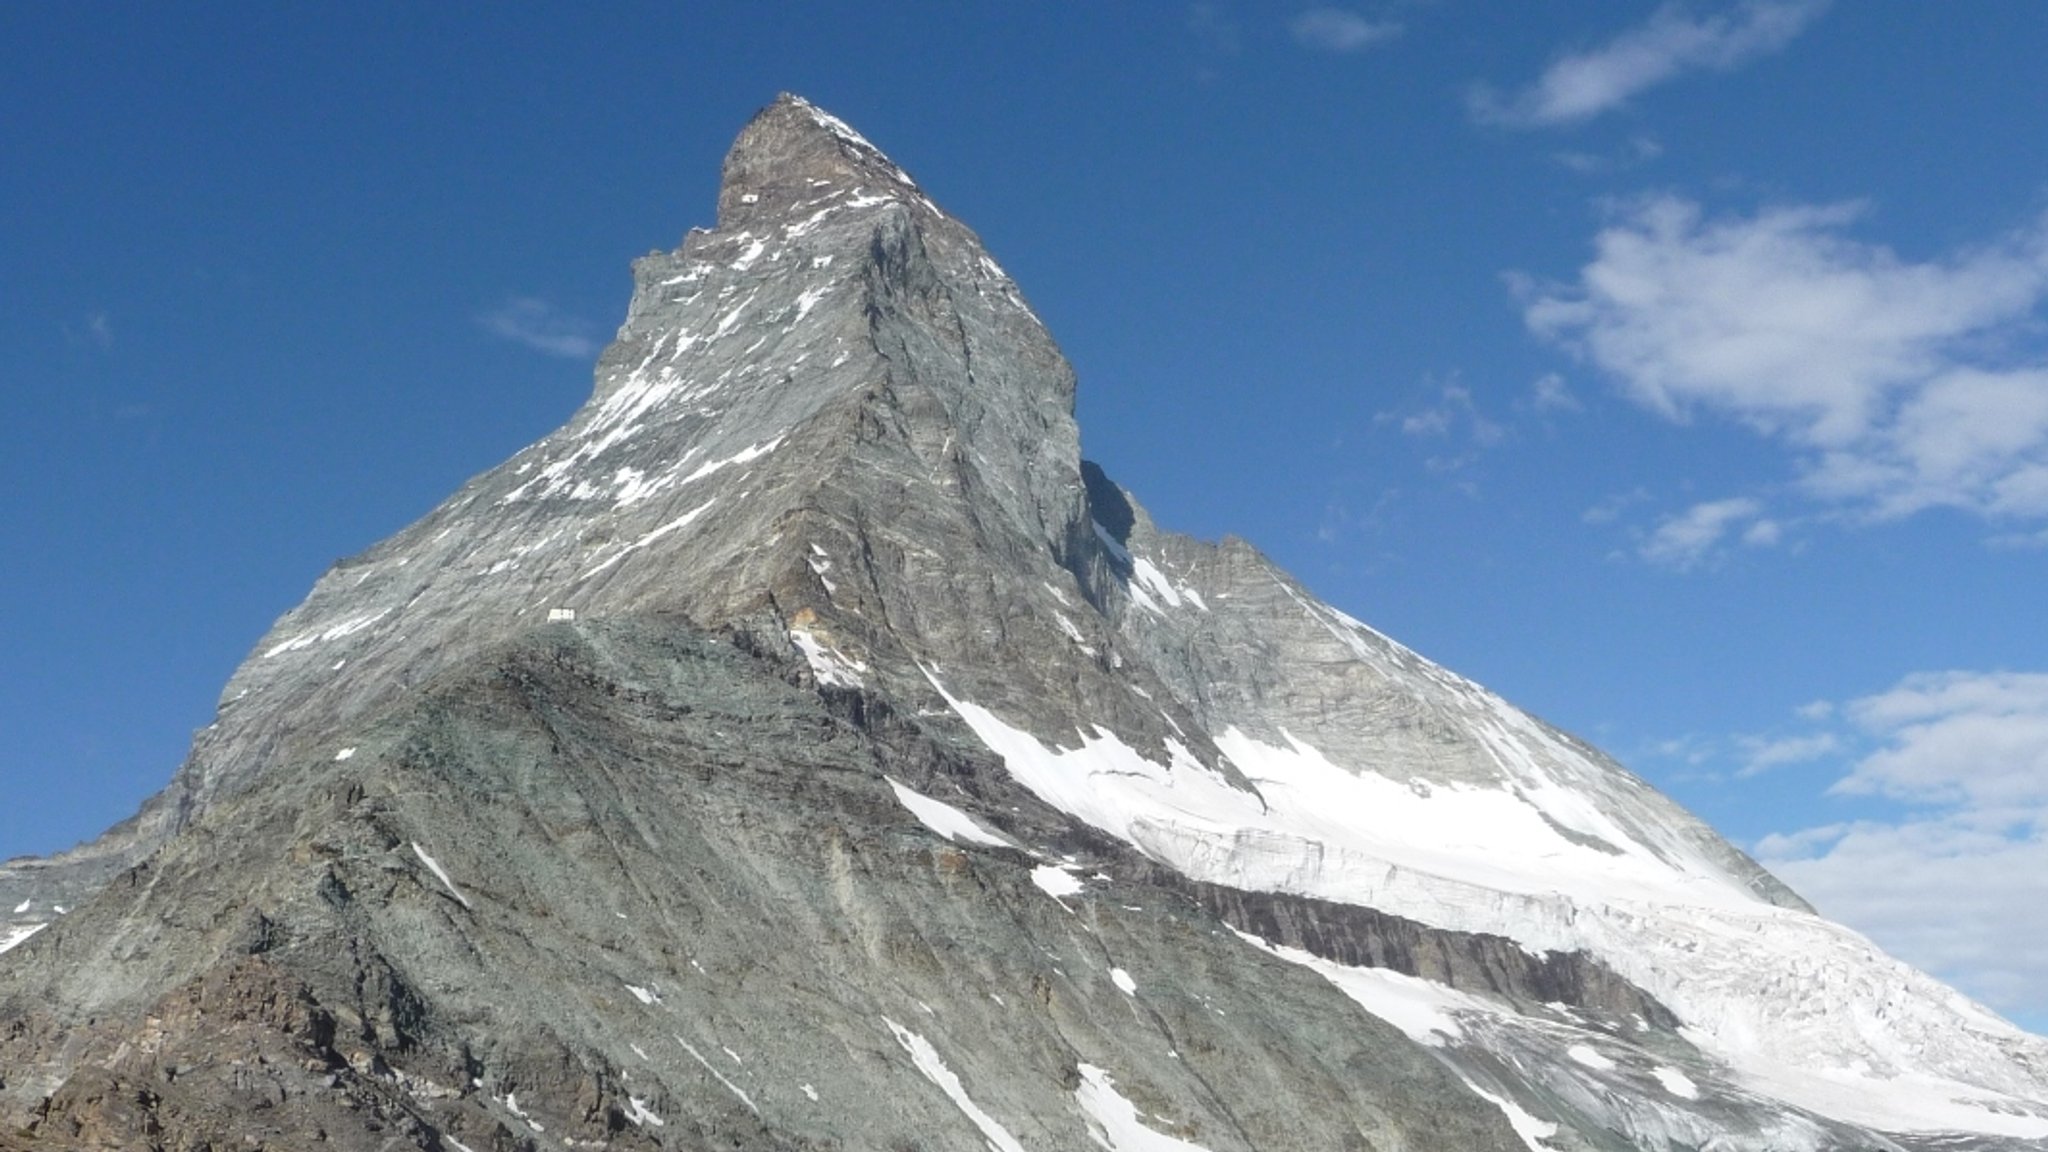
[4,95,2046,1151]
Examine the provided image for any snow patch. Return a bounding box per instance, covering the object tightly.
[623,1096,665,1127]
[1233,930,1491,1047]
[1110,968,1138,996]
[790,629,867,689]
[410,843,473,909]
[334,747,356,762]
[1131,558,1183,609]
[677,1035,760,1115]
[1075,1063,1214,1151]
[795,98,882,153]
[1567,1044,1616,1071]
[679,436,785,486]
[1456,1075,1560,1151]
[626,984,662,1006]
[1652,1065,1699,1099]
[793,285,832,322]
[1032,864,1085,900]
[887,777,1013,847]
[582,499,717,579]
[884,1018,1027,1152]
[499,1091,544,1133]
[0,923,47,956]
[729,235,767,270]
[263,609,389,658]
[712,300,750,338]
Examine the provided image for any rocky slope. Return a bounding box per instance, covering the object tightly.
[4,94,2045,1151]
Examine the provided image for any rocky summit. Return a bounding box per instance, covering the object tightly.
[4,94,2046,1152]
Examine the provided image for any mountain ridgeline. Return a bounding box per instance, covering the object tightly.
[3,95,2045,1152]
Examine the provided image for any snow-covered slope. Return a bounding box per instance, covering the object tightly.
[923,507,2048,1141]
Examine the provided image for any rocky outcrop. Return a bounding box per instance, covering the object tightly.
[2,620,1534,1151]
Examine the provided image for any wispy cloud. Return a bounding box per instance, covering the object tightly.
[1188,3,1241,57]
[1527,372,1583,413]
[1754,671,2048,1016]
[1582,486,1652,525]
[1378,379,1506,475]
[1472,1,1830,127]
[1553,135,1665,176]
[64,310,115,351]
[479,297,600,359]
[1637,495,1777,570]
[1737,731,1839,776]
[1524,196,2048,530]
[1290,8,1402,53]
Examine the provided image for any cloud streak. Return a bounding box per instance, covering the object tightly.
[479,297,600,359]
[1525,196,2048,528]
[1737,731,1839,776]
[1528,373,1583,413]
[1473,1,1830,127]
[1637,496,1778,570]
[1289,8,1402,53]
[1378,380,1506,478]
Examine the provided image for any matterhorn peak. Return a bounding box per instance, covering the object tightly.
[715,92,938,231]
[5,96,2048,1152]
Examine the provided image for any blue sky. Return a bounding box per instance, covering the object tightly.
[4,3,2045,1028]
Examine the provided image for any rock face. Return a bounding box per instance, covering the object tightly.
[3,94,2046,1152]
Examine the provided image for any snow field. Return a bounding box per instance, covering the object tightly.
[930,669,2048,1138]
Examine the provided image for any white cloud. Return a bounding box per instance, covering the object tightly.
[1553,135,1665,176]
[1529,372,1583,412]
[1473,1,1831,127]
[1290,8,1402,53]
[1380,381,1506,476]
[1764,818,2048,1013]
[1736,730,1838,776]
[1388,382,1504,442]
[1756,671,2048,1017]
[480,297,600,359]
[1638,495,1771,569]
[1582,486,1652,525]
[1990,524,2048,551]
[1526,197,2048,527]
[1837,672,2048,809]
[1400,407,1451,437]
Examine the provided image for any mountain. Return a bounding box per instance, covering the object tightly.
[4,93,2045,1152]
